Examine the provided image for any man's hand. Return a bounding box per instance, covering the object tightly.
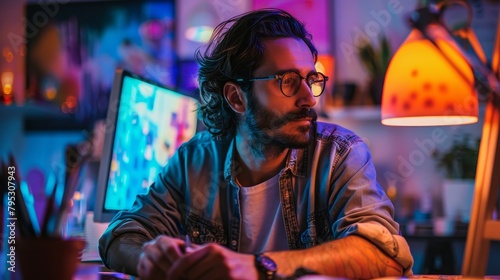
[137,235,189,280]
[168,243,259,280]
[137,236,259,280]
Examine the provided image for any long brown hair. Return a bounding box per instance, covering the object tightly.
[196,8,318,139]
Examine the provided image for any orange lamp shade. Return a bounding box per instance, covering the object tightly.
[381,24,479,126]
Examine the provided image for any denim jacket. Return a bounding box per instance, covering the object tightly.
[99,122,414,275]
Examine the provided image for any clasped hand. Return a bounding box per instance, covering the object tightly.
[137,235,260,280]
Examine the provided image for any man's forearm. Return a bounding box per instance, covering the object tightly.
[105,233,147,276]
[267,235,403,279]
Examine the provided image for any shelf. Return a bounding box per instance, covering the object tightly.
[0,102,67,116]
[0,103,91,131]
[320,105,381,122]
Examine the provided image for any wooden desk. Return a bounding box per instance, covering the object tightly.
[413,275,500,279]
[74,263,135,280]
[74,263,500,280]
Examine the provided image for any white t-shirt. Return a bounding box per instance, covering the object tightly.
[238,174,289,253]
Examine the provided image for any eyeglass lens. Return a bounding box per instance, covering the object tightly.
[280,72,325,97]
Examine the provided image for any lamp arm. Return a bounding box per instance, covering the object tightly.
[411,3,500,99]
[452,24,500,98]
[441,0,500,98]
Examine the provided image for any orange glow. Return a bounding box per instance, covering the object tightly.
[315,54,334,98]
[73,191,82,201]
[1,71,13,96]
[2,47,14,63]
[381,24,479,126]
[62,96,78,114]
[3,84,12,95]
[45,87,57,100]
[315,55,334,78]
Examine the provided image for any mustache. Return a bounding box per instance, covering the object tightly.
[268,108,317,128]
[286,109,317,121]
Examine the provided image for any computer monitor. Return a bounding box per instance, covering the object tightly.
[94,69,198,223]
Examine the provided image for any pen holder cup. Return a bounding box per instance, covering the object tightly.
[17,237,86,280]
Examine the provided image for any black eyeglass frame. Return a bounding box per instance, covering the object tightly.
[236,71,329,97]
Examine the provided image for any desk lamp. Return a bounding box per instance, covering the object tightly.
[381,0,500,277]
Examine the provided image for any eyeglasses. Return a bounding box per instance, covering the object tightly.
[236,71,329,97]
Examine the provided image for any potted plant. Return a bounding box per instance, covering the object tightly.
[432,133,480,223]
[357,36,391,105]
[433,133,480,179]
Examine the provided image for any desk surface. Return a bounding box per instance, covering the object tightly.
[76,263,134,280]
[413,276,500,280]
[75,263,500,280]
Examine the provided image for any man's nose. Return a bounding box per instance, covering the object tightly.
[295,80,317,108]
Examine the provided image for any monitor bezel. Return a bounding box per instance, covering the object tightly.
[93,68,197,223]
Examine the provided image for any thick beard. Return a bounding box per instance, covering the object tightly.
[243,93,317,157]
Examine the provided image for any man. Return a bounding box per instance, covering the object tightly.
[99,9,413,279]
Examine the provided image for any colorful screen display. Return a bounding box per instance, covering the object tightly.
[94,70,198,222]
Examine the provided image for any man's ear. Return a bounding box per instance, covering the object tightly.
[223,82,246,113]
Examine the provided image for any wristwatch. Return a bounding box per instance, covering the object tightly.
[254,253,277,280]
